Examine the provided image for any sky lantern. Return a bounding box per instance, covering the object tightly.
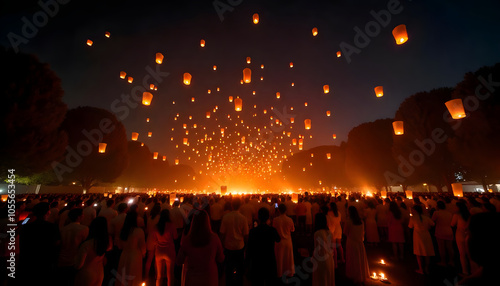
[326,153,331,159]
[323,85,330,94]
[289,62,293,68]
[146,118,149,122]
[175,159,179,165]
[98,143,107,153]
[333,134,337,139]
[253,13,259,24]
[229,96,233,102]
[235,97,243,111]
[131,132,139,141]
[142,92,153,105]
[149,84,155,90]
[393,121,404,135]
[243,68,251,83]
[213,65,217,70]
[374,86,384,97]
[127,77,133,83]
[246,57,251,64]
[304,119,311,130]
[119,71,126,79]
[191,97,195,102]
[261,64,264,69]
[155,53,164,64]
[276,92,280,99]
[141,143,144,147]
[405,190,413,200]
[326,110,331,117]
[86,39,93,46]
[392,24,408,45]
[312,27,318,36]
[183,138,188,145]
[206,112,211,118]
[304,102,308,107]
[451,183,464,197]
[290,117,294,123]
[105,31,110,38]
[153,152,158,159]
[336,51,341,57]
[162,156,167,161]
[148,132,152,137]
[445,99,466,119]
[200,39,205,47]
[183,73,192,85]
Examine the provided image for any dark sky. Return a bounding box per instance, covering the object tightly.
[2,0,500,178]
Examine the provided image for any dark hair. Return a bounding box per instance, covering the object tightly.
[188,210,212,247]
[120,211,138,241]
[456,202,470,221]
[117,203,128,213]
[389,202,402,220]
[258,207,270,223]
[400,202,407,210]
[329,202,339,217]
[150,203,161,220]
[106,199,114,208]
[157,209,171,235]
[348,206,362,225]
[87,217,109,256]
[437,201,446,210]
[68,208,83,222]
[366,200,375,209]
[278,203,287,214]
[232,198,241,210]
[413,204,423,222]
[32,202,50,218]
[314,213,329,232]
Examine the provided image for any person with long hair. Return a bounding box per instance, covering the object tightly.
[409,204,435,274]
[116,210,146,286]
[176,210,224,286]
[451,201,474,276]
[432,201,454,267]
[145,202,162,278]
[328,202,345,265]
[345,206,369,285]
[147,209,178,286]
[363,200,380,246]
[75,217,111,286]
[273,203,296,281]
[312,213,335,286]
[387,201,405,260]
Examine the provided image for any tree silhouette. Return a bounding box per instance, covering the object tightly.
[0,48,67,177]
[392,88,457,190]
[115,141,157,189]
[345,119,398,190]
[448,63,500,191]
[56,106,128,191]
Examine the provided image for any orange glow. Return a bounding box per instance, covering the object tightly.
[276,92,280,99]
[243,68,251,83]
[105,31,110,38]
[392,24,408,45]
[392,121,404,135]
[213,65,217,70]
[119,71,126,79]
[253,13,259,24]
[326,110,331,117]
[183,73,192,85]
[374,86,384,97]
[326,153,331,159]
[289,62,293,68]
[200,39,205,47]
[246,57,251,64]
[312,27,318,36]
[445,99,466,119]
[336,51,341,57]
[332,134,337,139]
[304,119,311,130]
[148,132,152,137]
[156,53,164,64]
[323,85,330,94]
[153,152,158,159]
[86,39,93,46]
[405,190,413,200]
[142,92,153,105]
[131,132,139,141]
[127,77,133,83]
[452,183,463,197]
[235,98,243,111]
[98,143,107,153]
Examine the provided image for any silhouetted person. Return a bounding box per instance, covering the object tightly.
[246,207,280,286]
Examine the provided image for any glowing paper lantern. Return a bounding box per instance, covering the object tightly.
[405,190,413,200]
[292,193,299,203]
[148,132,152,137]
[105,31,110,38]
[290,117,294,123]
[336,51,341,57]
[304,119,311,130]
[156,53,164,64]
[98,143,107,153]
[153,152,158,159]
[381,190,387,199]
[142,92,153,105]
[146,117,150,122]
[243,68,251,83]
[246,57,251,64]
[127,77,133,83]
[276,92,280,99]
[162,156,166,161]
[119,71,126,79]
[149,84,155,90]
[228,96,233,102]
[261,64,264,69]
[131,132,139,141]
[253,13,259,24]
[175,158,179,165]
[312,27,318,36]
[374,86,384,97]
[183,73,192,85]
[326,111,331,117]
[392,24,408,45]
[445,99,466,119]
[451,183,464,197]
[326,153,331,159]
[183,138,188,145]
[332,134,337,139]
[289,62,293,68]
[323,85,330,94]
[392,121,404,135]
[213,65,217,70]
[200,39,205,47]
[235,97,243,111]
[206,112,211,118]
[86,39,93,46]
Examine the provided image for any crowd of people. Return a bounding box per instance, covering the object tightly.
[1,190,499,286]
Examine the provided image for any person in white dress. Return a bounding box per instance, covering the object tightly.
[408,204,435,274]
[345,206,369,285]
[431,201,454,266]
[273,203,295,280]
[312,213,335,286]
[328,202,344,265]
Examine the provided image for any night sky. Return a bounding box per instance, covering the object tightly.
[2,0,500,180]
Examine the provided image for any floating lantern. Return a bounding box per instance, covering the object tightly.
[304,119,311,130]
[246,57,251,64]
[381,190,387,199]
[452,183,463,197]
[175,158,179,165]
[183,138,188,145]
[162,156,166,161]
[405,190,413,200]
[86,39,93,46]
[149,84,155,90]
[312,27,318,36]
[148,132,152,137]
[392,121,404,135]
[235,97,243,111]
[292,193,299,203]
[127,77,133,83]
[200,39,205,47]
[326,111,331,117]
[119,71,126,79]
[304,102,308,107]
[392,24,408,45]
[191,97,195,102]
[326,153,331,159]
[156,53,164,64]
[142,92,153,105]
[253,13,259,24]
[206,112,211,118]
[243,68,251,83]
[336,51,341,57]
[228,96,233,102]
[333,134,337,139]
[153,152,158,159]
[323,85,330,94]
[105,31,110,38]
[183,73,192,85]
[374,86,384,97]
[213,65,217,70]
[445,99,466,119]
[261,64,264,69]
[98,143,107,153]
[290,117,294,123]
[289,62,293,68]
[131,132,139,141]
[276,92,280,99]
